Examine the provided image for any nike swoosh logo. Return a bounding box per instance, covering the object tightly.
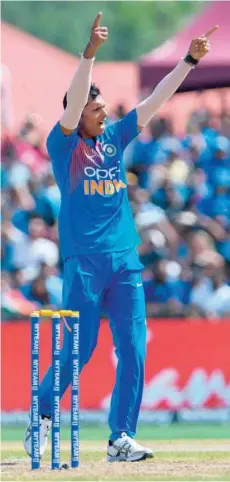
[84,151,102,168]
[136,283,143,287]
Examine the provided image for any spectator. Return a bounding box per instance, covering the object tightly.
[143,260,185,317]
[22,275,51,307]
[40,263,63,307]
[206,271,230,318]
[1,271,38,320]
[2,215,59,280]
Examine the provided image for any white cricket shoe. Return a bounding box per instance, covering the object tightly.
[107,432,154,462]
[23,415,51,458]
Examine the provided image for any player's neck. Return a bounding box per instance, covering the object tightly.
[78,125,94,140]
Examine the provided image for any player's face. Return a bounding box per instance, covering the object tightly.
[80,95,108,138]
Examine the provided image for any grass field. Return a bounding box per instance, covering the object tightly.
[1,424,230,481]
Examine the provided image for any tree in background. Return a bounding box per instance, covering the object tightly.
[2,1,203,60]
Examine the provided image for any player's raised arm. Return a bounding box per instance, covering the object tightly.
[136,25,219,129]
[60,12,108,134]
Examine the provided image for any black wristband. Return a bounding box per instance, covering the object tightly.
[184,54,199,67]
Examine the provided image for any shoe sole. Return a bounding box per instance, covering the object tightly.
[107,452,148,462]
[145,452,154,458]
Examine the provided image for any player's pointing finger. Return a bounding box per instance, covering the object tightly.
[93,12,102,28]
[204,25,219,38]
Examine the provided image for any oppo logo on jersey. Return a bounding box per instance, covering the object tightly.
[83,166,126,196]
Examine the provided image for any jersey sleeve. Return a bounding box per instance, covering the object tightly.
[112,109,140,152]
[46,122,78,187]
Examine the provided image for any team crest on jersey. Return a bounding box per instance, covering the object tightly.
[103,143,117,157]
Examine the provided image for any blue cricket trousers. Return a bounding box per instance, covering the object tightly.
[39,248,146,440]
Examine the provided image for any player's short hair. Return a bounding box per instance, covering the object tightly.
[63,83,101,110]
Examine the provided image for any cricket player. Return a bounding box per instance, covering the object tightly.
[24,13,218,461]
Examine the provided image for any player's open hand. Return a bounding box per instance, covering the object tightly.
[90,12,108,50]
[188,25,219,60]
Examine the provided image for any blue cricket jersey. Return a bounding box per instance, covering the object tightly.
[46,109,141,259]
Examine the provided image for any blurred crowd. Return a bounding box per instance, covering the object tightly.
[125,101,230,320]
[1,98,230,320]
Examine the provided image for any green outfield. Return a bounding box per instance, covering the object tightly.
[2,422,230,442]
[1,424,230,481]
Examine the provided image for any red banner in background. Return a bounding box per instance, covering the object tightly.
[2,320,230,411]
